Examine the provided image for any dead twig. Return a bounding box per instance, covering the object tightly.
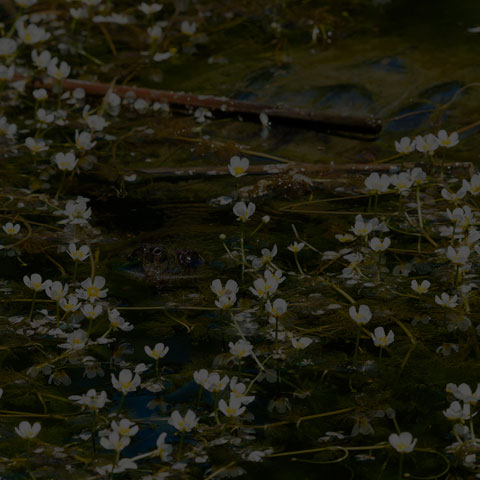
[13,74,382,136]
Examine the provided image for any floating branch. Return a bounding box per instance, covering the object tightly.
[135,161,474,179]
[13,74,382,137]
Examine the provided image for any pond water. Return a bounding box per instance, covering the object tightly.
[1,0,480,478]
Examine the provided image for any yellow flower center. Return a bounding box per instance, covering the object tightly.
[86,286,100,298]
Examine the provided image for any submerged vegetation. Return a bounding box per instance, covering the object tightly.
[2,0,480,478]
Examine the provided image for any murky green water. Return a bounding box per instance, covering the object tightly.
[1,0,480,478]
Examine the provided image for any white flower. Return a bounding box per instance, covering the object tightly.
[249,276,278,299]
[364,172,390,193]
[23,273,51,292]
[390,172,413,193]
[0,64,14,81]
[352,215,373,236]
[148,24,163,41]
[0,116,16,138]
[287,241,304,253]
[215,293,236,309]
[445,245,470,265]
[75,130,96,151]
[369,237,391,251]
[410,279,430,294]
[69,389,109,410]
[349,305,372,325]
[205,372,229,393]
[47,59,70,80]
[25,137,48,153]
[389,432,417,453]
[153,51,173,62]
[244,450,272,462]
[96,458,137,475]
[168,409,198,432]
[36,108,54,125]
[78,276,108,302]
[441,187,467,202]
[155,432,173,461]
[194,107,212,123]
[15,421,41,439]
[57,197,92,225]
[229,378,255,405]
[335,233,356,243]
[0,38,17,56]
[45,281,68,302]
[229,339,253,358]
[394,137,416,154]
[108,309,133,331]
[100,431,130,452]
[193,369,210,387]
[437,130,459,148]
[415,134,439,155]
[67,244,90,261]
[265,298,287,317]
[111,419,139,437]
[59,295,81,313]
[86,114,108,132]
[260,112,270,128]
[371,327,394,347]
[291,337,313,349]
[70,7,88,19]
[463,174,480,196]
[219,397,246,417]
[443,401,471,421]
[81,303,102,320]
[210,279,238,297]
[16,21,50,44]
[435,292,458,308]
[228,156,249,177]
[111,369,141,394]
[138,2,163,15]
[54,151,77,171]
[31,49,51,69]
[181,20,196,35]
[33,88,48,100]
[2,222,20,235]
[59,329,88,351]
[409,167,427,186]
[452,383,480,405]
[144,343,169,360]
[233,201,255,222]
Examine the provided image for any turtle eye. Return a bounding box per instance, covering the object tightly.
[152,247,163,255]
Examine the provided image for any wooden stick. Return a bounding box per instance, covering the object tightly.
[135,161,474,179]
[13,73,382,136]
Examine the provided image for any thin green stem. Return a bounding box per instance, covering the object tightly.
[416,185,423,230]
[28,291,38,320]
[240,230,246,281]
[116,393,125,416]
[72,260,79,285]
[353,325,361,364]
[91,410,97,454]
[177,430,186,461]
[55,171,67,200]
[293,251,304,276]
[398,453,404,480]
